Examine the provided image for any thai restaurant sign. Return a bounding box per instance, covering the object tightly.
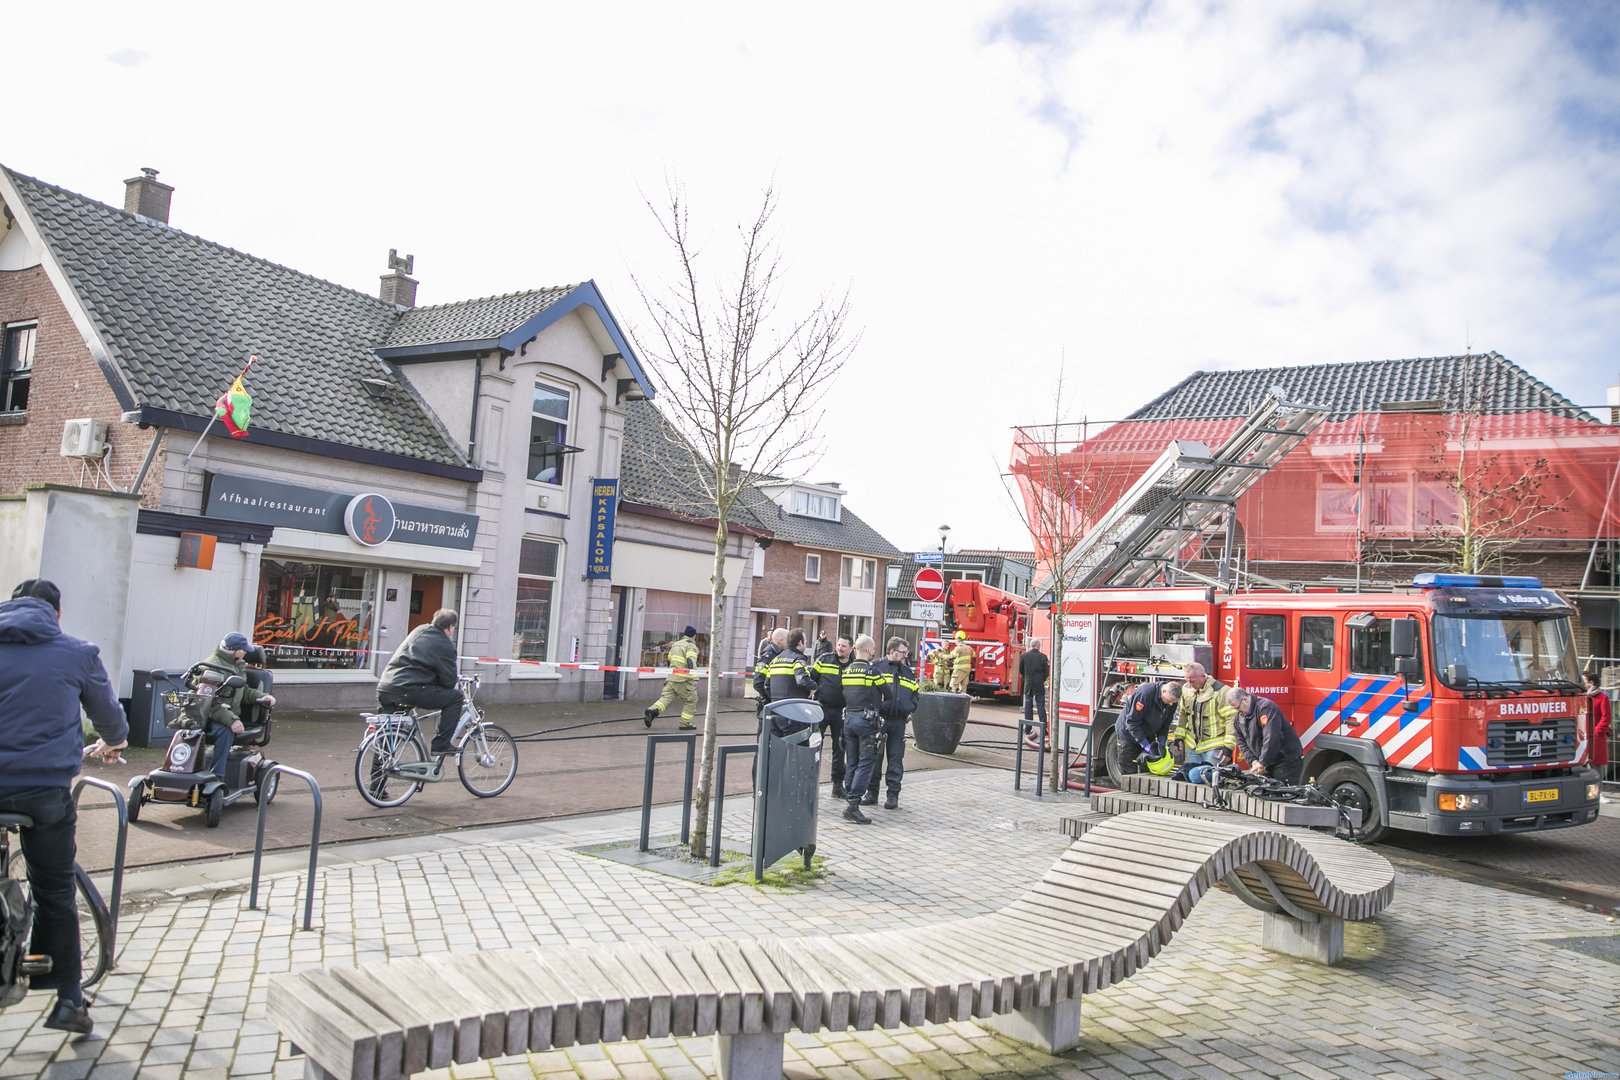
[204,472,478,551]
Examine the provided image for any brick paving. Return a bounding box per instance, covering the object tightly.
[2,770,1618,1079]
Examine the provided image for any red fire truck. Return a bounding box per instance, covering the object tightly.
[1057,573,1603,842]
[922,580,1032,700]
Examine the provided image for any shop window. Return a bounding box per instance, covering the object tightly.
[639,589,710,667]
[1299,615,1335,671]
[805,553,821,582]
[528,382,577,485]
[841,556,875,590]
[1,323,35,413]
[515,538,560,661]
[253,559,378,669]
[1247,614,1286,669]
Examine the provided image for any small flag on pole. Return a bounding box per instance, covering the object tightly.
[214,370,253,438]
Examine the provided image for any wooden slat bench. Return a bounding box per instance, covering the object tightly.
[268,811,1394,1080]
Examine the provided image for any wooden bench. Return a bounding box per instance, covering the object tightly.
[268,811,1395,1080]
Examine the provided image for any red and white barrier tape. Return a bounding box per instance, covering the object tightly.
[260,641,753,677]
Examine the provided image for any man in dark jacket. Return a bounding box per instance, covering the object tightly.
[765,629,816,735]
[1227,686,1304,784]
[0,579,128,1034]
[812,636,851,797]
[839,635,893,824]
[378,609,463,753]
[193,632,277,779]
[753,628,787,719]
[1019,639,1051,739]
[1117,680,1181,771]
[867,637,920,809]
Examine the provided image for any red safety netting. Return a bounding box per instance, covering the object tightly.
[1011,410,1620,569]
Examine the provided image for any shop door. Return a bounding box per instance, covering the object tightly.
[604,587,628,700]
[409,575,444,632]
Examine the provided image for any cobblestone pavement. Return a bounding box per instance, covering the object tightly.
[2,770,1617,1079]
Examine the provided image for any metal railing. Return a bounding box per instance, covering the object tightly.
[711,744,759,867]
[1013,719,1047,796]
[638,733,697,853]
[1059,719,1100,798]
[71,775,128,933]
[248,764,322,931]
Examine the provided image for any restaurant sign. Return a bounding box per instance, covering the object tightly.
[205,473,478,551]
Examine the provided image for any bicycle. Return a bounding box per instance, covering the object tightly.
[353,674,518,808]
[0,813,115,1009]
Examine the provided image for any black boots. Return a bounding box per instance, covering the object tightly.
[643,707,658,728]
[44,998,93,1035]
[830,783,845,800]
[883,794,898,810]
[843,802,872,824]
[860,791,878,806]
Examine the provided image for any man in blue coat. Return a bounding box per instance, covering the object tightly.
[0,579,128,1035]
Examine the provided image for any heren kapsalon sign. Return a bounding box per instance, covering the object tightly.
[205,473,478,551]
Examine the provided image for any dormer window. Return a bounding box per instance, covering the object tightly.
[792,489,839,520]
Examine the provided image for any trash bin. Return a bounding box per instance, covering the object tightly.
[752,699,822,878]
[127,669,189,748]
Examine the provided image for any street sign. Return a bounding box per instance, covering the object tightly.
[913,552,944,564]
[913,567,945,603]
[910,601,945,622]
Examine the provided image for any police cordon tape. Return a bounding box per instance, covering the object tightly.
[261,641,757,678]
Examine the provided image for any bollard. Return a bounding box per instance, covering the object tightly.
[1013,718,1047,796]
[249,764,322,931]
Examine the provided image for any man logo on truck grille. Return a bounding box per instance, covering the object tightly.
[1513,729,1557,742]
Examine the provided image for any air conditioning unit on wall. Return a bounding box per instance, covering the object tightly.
[60,418,108,458]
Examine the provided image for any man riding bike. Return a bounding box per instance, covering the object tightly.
[377,609,463,754]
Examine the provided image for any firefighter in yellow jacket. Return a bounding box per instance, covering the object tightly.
[1170,661,1235,783]
[645,626,701,729]
[947,631,975,694]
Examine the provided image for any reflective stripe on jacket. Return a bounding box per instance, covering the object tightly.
[1171,679,1235,753]
[813,656,849,709]
[766,648,815,700]
[841,659,892,713]
[666,637,699,683]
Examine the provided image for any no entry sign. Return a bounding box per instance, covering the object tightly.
[913,567,945,603]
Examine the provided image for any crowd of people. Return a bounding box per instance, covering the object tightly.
[1117,661,1305,784]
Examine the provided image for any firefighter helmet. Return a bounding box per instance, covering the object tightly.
[1145,749,1177,776]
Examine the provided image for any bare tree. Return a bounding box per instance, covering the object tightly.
[633,183,857,859]
[1005,367,1126,791]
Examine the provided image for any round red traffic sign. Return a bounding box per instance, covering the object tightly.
[913,567,945,603]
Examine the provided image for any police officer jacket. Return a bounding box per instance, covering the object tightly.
[812,654,849,710]
[841,659,893,716]
[872,658,919,718]
[1118,681,1178,748]
[753,641,781,701]
[766,647,815,700]
[1234,695,1303,773]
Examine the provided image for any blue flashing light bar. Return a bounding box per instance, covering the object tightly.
[1412,573,1543,590]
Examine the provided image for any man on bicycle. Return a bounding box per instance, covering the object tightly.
[1226,685,1304,784]
[378,609,463,754]
[0,579,127,1035]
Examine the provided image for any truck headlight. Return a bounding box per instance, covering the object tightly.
[1438,793,1483,811]
[1588,783,1602,801]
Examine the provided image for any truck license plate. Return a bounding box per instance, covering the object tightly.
[1524,788,1558,804]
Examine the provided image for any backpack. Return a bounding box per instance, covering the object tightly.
[0,876,33,1009]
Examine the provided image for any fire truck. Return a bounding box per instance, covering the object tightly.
[922,579,1032,701]
[1057,573,1604,842]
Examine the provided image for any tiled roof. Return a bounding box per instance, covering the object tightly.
[619,401,772,532]
[6,168,472,467]
[385,287,575,349]
[1129,353,1592,424]
[747,496,903,560]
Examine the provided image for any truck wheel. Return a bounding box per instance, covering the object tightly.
[1099,728,1132,787]
[1318,762,1386,844]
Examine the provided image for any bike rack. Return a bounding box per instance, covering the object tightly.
[1012,719,1048,796]
[711,743,759,867]
[638,733,697,854]
[71,775,128,933]
[248,764,322,932]
[1059,718,1099,798]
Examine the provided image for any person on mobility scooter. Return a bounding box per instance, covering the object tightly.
[127,633,279,828]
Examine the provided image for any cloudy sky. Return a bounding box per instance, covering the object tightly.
[10,0,1618,555]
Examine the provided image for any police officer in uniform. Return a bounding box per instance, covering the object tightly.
[753,627,788,719]
[839,635,892,824]
[867,637,919,809]
[764,628,815,732]
[813,636,852,798]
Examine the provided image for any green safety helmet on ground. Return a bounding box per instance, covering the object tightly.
[1145,749,1177,776]
[954,630,966,640]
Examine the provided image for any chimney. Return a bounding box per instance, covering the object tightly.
[123,167,173,224]
[379,248,418,309]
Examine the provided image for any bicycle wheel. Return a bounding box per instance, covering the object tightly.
[458,724,518,798]
[6,854,114,987]
[74,867,114,987]
[354,725,427,808]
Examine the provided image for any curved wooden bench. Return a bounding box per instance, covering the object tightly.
[269,811,1394,1080]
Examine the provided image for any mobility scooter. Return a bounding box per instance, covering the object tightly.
[126,645,279,828]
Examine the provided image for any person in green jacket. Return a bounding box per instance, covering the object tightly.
[194,632,276,778]
[645,626,701,729]
[1170,661,1234,783]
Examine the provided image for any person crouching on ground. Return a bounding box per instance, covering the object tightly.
[377,609,464,754]
[1227,686,1303,784]
[1118,680,1180,772]
[645,626,700,730]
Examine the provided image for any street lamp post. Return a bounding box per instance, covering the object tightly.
[938,524,950,556]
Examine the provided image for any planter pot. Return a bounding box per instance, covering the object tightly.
[912,692,972,754]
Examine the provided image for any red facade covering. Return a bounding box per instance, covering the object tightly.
[1012,411,1620,566]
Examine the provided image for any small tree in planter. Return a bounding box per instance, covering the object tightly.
[911,676,971,755]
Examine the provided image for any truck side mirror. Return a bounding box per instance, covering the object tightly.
[1445,662,1468,688]
[1395,656,1420,684]
[1391,617,1418,659]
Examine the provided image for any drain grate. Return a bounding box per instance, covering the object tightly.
[352,813,446,834]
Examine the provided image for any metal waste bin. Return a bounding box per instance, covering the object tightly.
[752,699,822,878]
[127,669,188,748]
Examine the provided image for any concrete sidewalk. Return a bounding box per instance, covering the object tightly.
[3,770,1618,1079]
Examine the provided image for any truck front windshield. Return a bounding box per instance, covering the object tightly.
[1431,614,1581,689]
